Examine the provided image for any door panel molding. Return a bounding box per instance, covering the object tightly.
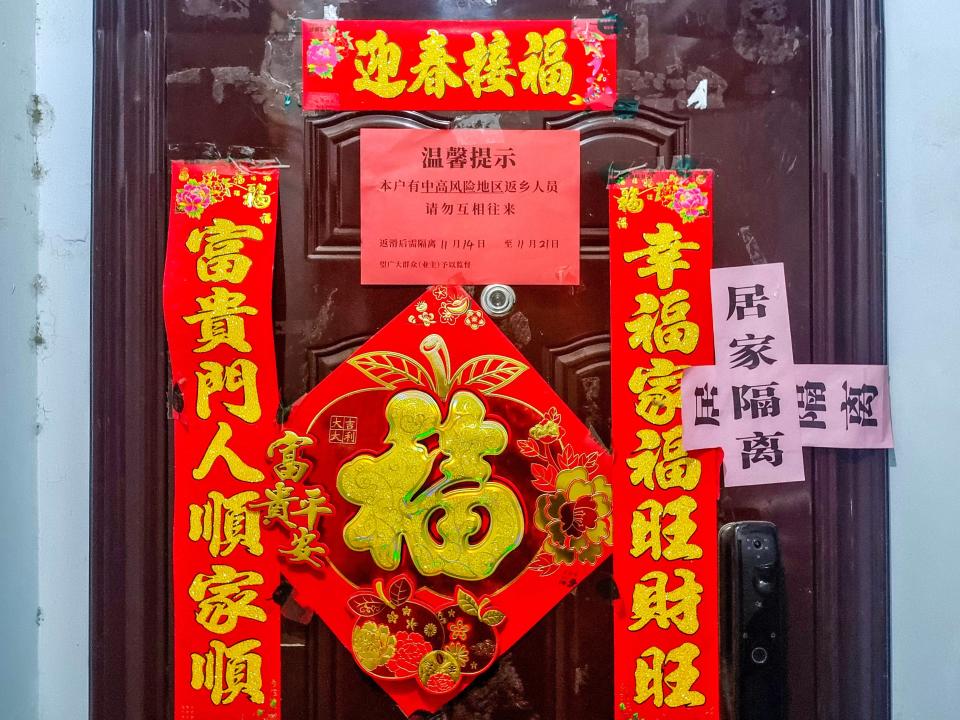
[545,110,689,245]
[542,334,611,445]
[305,111,455,257]
[307,334,370,387]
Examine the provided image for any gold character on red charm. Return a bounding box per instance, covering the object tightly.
[353,30,407,98]
[623,222,700,290]
[189,564,267,634]
[518,28,572,96]
[183,287,258,354]
[250,481,297,526]
[195,359,261,423]
[616,186,644,214]
[629,568,702,634]
[634,642,705,708]
[193,421,264,483]
[266,430,314,483]
[409,29,462,98]
[463,30,517,97]
[278,527,329,569]
[628,358,688,426]
[630,495,702,561]
[289,488,334,532]
[190,638,264,705]
[188,490,263,557]
[186,218,262,284]
[627,426,701,491]
[625,289,700,355]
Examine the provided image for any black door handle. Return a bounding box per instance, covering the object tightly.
[719,521,787,720]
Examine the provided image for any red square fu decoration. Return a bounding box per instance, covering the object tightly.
[265,286,614,714]
[165,161,613,716]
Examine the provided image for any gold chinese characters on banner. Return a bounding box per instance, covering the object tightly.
[609,170,722,719]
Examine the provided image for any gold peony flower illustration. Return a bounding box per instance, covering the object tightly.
[534,467,612,565]
[352,621,396,671]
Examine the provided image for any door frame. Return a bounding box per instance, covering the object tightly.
[90,2,887,718]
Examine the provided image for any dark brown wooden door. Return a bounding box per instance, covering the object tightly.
[92,1,888,719]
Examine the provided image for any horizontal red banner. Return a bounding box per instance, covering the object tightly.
[302,19,617,111]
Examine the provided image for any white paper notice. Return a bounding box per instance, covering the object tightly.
[681,263,893,486]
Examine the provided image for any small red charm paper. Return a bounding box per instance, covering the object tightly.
[301,18,617,111]
[165,161,283,718]
[609,170,721,718]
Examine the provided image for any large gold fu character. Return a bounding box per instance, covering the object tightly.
[337,343,524,581]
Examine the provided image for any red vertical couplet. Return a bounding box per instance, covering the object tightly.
[164,161,282,718]
[609,170,721,718]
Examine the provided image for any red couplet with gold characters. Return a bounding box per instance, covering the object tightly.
[301,18,617,111]
[609,170,722,718]
[164,161,283,718]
